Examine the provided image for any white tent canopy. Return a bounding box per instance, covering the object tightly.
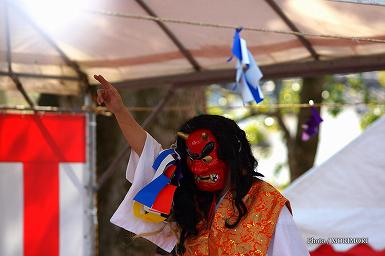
[284,115,385,252]
[1,0,385,99]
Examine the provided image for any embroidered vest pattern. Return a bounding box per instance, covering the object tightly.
[184,180,289,256]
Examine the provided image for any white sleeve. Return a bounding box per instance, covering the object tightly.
[125,132,163,183]
[110,132,178,253]
[267,206,310,256]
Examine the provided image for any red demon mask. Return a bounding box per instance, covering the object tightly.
[184,129,229,192]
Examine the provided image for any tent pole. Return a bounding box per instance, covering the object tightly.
[9,1,91,94]
[0,71,80,81]
[4,2,35,108]
[135,0,201,71]
[85,94,98,256]
[0,105,107,114]
[94,85,176,191]
[328,0,385,6]
[265,0,319,60]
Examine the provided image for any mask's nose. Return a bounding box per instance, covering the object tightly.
[188,160,207,176]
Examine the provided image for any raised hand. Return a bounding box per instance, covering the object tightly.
[94,74,146,155]
[94,74,125,114]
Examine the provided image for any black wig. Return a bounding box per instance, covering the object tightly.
[172,114,262,254]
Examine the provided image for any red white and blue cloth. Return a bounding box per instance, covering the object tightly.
[133,148,180,218]
[229,28,264,104]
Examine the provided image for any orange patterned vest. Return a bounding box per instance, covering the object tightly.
[183,180,290,256]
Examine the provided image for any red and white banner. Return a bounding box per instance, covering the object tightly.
[311,244,385,256]
[0,113,89,256]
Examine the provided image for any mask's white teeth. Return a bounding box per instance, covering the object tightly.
[210,174,218,182]
[196,174,218,183]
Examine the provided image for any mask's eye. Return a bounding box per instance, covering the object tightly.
[202,155,213,163]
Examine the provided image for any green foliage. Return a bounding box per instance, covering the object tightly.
[243,123,266,145]
[360,105,385,130]
[208,106,224,115]
[249,97,274,114]
[206,84,272,156]
[243,122,271,156]
[205,74,385,186]
[314,73,385,129]
[378,71,385,88]
[273,162,285,177]
[324,80,346,116]
[347,75,364,91]
[278,80,300,115]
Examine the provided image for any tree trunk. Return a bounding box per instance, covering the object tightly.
[288,76,324,181]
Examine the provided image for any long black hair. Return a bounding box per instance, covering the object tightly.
[172,115,262,254]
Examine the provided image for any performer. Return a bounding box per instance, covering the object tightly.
[95,74,310,256]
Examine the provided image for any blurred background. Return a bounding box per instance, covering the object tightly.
[1,0,384,255]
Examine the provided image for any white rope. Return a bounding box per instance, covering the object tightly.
[85,9,385,44]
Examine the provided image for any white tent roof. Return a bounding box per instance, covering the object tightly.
[284,115,385,252]
[1,0,385,98]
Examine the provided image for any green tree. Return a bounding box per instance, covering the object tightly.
[207,72,385,183]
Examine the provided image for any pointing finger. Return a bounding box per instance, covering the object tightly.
[94,74,106,88]
[94,74,113,90]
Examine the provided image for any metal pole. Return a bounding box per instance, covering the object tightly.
[9,1,91,97]
[0,105,88,113]
[327,0,385,6]
[4,1,35,108]
[85,95,97,256]
[0,71,80,81]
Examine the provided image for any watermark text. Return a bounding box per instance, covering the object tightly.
[307,237,369,245]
